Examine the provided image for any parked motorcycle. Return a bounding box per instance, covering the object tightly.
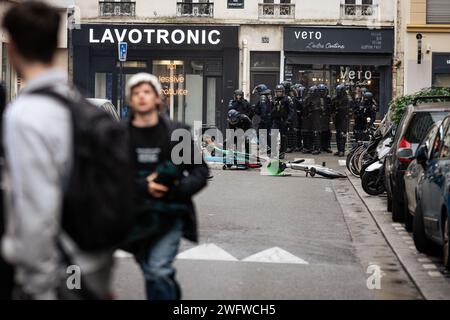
[360,126,394,196]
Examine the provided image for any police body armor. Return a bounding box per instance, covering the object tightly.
[332,92,352,154]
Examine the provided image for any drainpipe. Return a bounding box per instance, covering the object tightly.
[280,50,285,83]
[242,39,249,99]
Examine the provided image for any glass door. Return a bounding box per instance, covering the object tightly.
[93,60,148,119]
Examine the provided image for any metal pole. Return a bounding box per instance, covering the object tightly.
[120,60,124,118]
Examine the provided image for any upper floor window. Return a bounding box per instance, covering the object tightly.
[341,0,377,19]
[259,0,295,19]
[177,0,214,17]
[99,0,136,17]
[427,0,450,24]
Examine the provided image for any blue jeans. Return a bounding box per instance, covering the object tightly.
[136,218,183,300]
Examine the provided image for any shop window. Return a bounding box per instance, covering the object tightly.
[289,64,381,105]
[206,77,217,126]
[94,73,113,101]
[427,0,450,24]
[153,60,187,123]
[251,52,280,70]
[434,74,450,87]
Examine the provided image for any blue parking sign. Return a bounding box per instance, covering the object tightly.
[118,42,127,62]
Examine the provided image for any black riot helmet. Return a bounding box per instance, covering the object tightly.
[362,91,374,103]
[280,81,292,95]
[360,87,368,95]
[308,85,318,96]
[274,84,285,97]
[227,109,240,125]
[252,84,271,95]
[293,84,306,98]
[317,84,328,97]
[336,84,346,97]
[234,89,244,100]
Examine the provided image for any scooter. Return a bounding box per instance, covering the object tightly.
[267,159,347,179]
[360,135,392,196]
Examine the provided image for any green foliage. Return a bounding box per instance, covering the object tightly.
[389,87,450,125]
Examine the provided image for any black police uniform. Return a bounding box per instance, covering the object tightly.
[331,89,353,156]
[319,95,332,153]
[301,88,316,153]
[271,95,293,156]
[353,93,377,141]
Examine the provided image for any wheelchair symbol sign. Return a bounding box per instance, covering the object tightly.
[118,42,127,62]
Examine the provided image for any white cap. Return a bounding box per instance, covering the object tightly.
[126,73,162,103]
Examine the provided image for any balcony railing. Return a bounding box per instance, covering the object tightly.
[99,1,136,17]
[340,4,378,19]
[176,2,214,17]
[258,3,295,19]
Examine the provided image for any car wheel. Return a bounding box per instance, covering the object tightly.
[413,203,439,255]
[392,196,404,222]
[444,215,449,271]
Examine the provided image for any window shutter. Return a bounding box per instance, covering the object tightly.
[427,0,450,24]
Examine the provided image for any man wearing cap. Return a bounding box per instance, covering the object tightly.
[123,73,209,300]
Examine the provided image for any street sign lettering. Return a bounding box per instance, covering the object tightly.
[90,28,221,45]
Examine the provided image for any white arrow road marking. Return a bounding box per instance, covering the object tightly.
[242,247,309,265]
[338,160,347,167]
[176,244,238,261]
[114,250,133,259]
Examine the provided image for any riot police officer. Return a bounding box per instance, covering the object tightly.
[228,89,250,116]
[302,85,317,154]
[271,84,294,158]
[292,84,306,152]
[286,85,301,153]
[354,91,377,141]
[305,86,323,155]
[227,109,252,131]
[317,84,332,154]
[332,84,353,157]
[252,84,273,132]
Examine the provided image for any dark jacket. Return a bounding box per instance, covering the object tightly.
[331,94,352,132]
[127,115,209,244]
[228,99,250,115]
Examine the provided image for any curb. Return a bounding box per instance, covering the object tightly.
[347,173,450,300]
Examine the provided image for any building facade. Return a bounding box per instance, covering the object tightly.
[72,0,395,130]
[395,0,450,96]
[0,0,71,102]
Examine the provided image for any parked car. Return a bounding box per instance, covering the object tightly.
[384,97,450,226]
[414,115,450,269]
[404,122,441,231]
[87,98,120,122]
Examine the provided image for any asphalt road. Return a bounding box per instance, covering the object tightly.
[112,154,422,300]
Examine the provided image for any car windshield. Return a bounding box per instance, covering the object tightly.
[404,112,448,148]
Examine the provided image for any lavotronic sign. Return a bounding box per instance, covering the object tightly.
[89,28,221,45]
[73,25,239,49]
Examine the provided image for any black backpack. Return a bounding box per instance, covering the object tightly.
[32,87,135,252]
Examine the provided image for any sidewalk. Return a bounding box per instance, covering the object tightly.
[347,174,450,300]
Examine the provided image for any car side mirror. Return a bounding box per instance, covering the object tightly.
[416,145,428,167]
